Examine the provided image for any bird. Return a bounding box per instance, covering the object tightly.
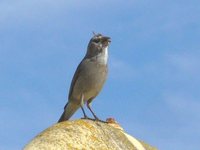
[58,33,111,122]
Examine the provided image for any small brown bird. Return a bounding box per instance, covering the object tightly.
[58,33,111,122]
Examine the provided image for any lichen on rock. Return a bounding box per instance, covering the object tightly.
[24,119,157,150]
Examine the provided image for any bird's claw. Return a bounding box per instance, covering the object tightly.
[81,117,108,123]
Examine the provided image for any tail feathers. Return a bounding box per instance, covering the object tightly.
[58,102,80,122]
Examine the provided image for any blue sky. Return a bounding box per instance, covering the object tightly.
[0,0,200,149]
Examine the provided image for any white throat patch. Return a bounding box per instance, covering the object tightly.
[97,46,108,65]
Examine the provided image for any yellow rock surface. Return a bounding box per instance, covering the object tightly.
[24,119,157,150]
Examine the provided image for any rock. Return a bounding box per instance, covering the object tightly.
[24,119,157,150]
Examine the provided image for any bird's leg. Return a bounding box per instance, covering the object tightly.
[80,94,89,119]
[81,106,88,119]
[86,101,99,120]
[86,100,108,123]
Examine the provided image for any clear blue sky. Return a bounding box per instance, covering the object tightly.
[0,0,200,149]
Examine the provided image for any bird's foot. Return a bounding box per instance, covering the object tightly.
[81,117,108,123]
[81,117,94,120]
[94,118,108,123]
[93,116,107,123]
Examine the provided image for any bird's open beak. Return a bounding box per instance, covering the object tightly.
[103,36,111,43]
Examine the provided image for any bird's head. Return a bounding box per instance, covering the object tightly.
[86,33,111,58]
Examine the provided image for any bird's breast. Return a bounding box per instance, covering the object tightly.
[71,61,107,103]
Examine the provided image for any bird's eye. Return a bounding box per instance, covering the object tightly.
[93,38,100,43]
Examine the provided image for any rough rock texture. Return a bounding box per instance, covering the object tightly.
[24,119,157,150]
